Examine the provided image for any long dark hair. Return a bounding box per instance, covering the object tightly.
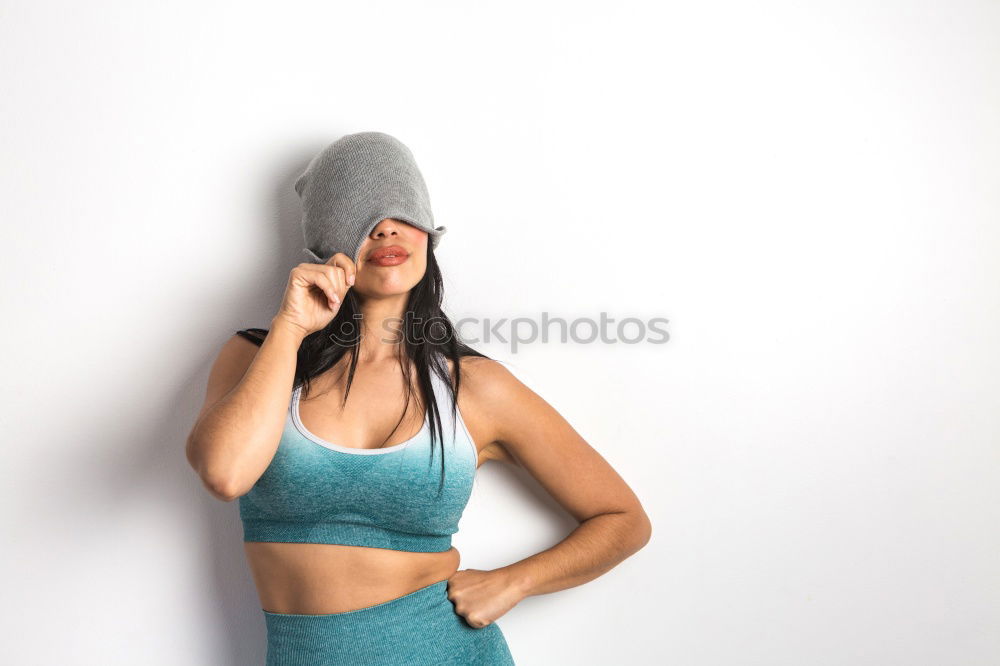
[237,242,490,494]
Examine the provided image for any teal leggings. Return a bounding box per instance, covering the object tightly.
[262,580,516,665]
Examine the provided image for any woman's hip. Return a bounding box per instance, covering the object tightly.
[262,579,515,665]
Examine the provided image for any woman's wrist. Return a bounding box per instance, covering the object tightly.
[269,314,309,343]
[496,563,536,601]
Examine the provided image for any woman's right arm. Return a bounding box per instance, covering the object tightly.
[185,253,357,501]
[185,316,306,502]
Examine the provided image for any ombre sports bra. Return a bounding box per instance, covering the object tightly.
[234,329,479,553]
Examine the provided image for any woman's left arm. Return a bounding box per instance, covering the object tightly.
[446,358,652,627]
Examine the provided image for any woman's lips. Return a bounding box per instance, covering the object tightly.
[368,246,409,267]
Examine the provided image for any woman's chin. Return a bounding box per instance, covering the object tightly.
[353,284,417,300]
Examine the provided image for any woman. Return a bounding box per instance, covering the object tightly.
[186,132,652,665]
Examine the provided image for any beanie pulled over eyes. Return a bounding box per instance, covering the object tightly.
[294,131,447,265]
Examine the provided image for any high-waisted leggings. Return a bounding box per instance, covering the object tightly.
[262,579,516,665]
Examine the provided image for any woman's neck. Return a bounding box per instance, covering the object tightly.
[355,293,410,363]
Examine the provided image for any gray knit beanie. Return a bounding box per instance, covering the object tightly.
[294,131,447,265]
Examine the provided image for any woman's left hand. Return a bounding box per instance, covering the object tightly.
[446,567,526,628]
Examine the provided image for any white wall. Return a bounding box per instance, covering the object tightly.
[2,1,998,664]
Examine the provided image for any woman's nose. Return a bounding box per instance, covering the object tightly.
[372,219,400,237]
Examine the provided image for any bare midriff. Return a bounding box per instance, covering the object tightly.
[242,543,462,615]
[241,359,486,615]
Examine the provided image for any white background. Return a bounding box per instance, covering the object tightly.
[2,1,998,664]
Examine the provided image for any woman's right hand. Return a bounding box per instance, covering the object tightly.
[272,253,357,338]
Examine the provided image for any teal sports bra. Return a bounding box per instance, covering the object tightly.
[235,330,479,553]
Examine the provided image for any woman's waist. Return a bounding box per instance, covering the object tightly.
[243,542,461,614]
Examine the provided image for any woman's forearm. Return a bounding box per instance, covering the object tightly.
[498,510,652,599]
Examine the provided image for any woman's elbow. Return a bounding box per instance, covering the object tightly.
[185,433,241,502]
[630,510,653,550]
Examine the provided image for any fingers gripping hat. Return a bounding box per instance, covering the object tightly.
[294,131,447,265]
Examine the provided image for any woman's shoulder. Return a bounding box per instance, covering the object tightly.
[442,354,537,467]
[441,352,503,377]
[444,354,526,402]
